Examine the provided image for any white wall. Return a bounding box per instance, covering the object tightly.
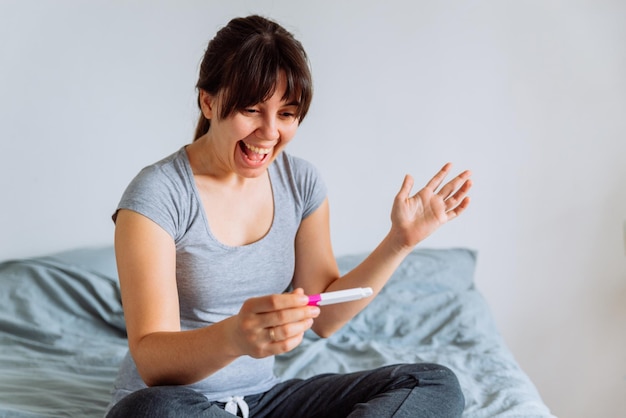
[1,1,625,416]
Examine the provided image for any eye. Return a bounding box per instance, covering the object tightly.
[243,108,259,115]
[279,106,298,119]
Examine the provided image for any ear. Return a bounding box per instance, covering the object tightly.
[199,90,216,119]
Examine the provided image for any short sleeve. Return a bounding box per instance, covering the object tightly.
[285,154,327,219]
[112,150,194,242]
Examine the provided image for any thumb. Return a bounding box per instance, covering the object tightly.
[396,174,414,200]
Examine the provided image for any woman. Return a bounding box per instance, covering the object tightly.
[107,15,472,418]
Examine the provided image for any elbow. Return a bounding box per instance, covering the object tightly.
[314,330,334,339]
[136,363,186,388]
[134,358,169,387]
[129,341,183,387]
[142,376,162,388]
[311,323,341,339]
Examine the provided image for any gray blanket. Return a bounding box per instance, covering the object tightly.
[0,247,554,417]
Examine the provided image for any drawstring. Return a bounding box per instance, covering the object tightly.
[218,395,249,418]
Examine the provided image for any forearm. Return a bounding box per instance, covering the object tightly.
[311,230,413,337]
[130,317,240,387]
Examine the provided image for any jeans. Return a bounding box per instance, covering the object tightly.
[106,363,464,418]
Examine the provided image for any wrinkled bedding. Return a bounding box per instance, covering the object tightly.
[0,247,554,417]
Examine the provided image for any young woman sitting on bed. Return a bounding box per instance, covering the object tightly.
[107,14,472,418]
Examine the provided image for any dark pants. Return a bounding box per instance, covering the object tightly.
[106,363,465,418]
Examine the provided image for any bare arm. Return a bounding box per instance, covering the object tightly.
[293,163,472,337]
[114,209,318,386]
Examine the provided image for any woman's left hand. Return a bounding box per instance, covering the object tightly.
[390,163,472,250]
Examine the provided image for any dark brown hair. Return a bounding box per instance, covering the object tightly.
[193,15,313,140]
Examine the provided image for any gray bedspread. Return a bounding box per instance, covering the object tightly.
[0,247,554,417]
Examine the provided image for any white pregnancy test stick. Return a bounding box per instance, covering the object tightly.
[307,287,374,306]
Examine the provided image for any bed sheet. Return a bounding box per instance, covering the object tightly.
[0,248,126,417]
[0,247,554,417]
[276,250,554,417]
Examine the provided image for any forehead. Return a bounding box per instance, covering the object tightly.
[240,72,300,106]
[218,66,310,120]
[264,74,299,104]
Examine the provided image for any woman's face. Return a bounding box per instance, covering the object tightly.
[200,75,300,178]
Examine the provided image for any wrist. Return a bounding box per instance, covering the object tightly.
[217,316,247,359]
[383,229,416,257]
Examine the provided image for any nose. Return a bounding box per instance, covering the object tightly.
[256,114,280,141]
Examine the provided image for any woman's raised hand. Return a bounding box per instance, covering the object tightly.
[230,288,320,358]
[390,163,472,250]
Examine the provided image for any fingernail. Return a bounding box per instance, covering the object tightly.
[309,307,321,316]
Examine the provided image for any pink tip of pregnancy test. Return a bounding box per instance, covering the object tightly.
[307,294,322,306]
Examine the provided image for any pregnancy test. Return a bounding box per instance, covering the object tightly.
[308,287,374,306]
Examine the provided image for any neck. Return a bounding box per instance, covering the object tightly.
[185,137,264,189]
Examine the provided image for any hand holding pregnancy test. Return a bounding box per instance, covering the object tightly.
[307,287,374,306]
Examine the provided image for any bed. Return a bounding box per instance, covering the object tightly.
[0,246,555,417]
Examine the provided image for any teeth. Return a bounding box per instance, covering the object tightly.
[243,142,272,154]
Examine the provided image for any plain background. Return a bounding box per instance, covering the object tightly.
[1,1,625,417]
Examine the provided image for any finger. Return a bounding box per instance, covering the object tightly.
[396,174,414,201]
[445,196,471,220]
[267,317,314,343]
[263,304,320,329]
[424,163,452,192]
[245,292,309,314]
[291,287,305,296]
[437,170,472,199]
[444,179,472,209]
[442,176,472,204]
[268,331,307,355]
[268,327,277,342]
[443,193,470,216]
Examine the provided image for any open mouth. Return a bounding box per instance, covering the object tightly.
[239,141,272,164]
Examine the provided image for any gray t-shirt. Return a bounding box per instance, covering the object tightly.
[108,147,327,407]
